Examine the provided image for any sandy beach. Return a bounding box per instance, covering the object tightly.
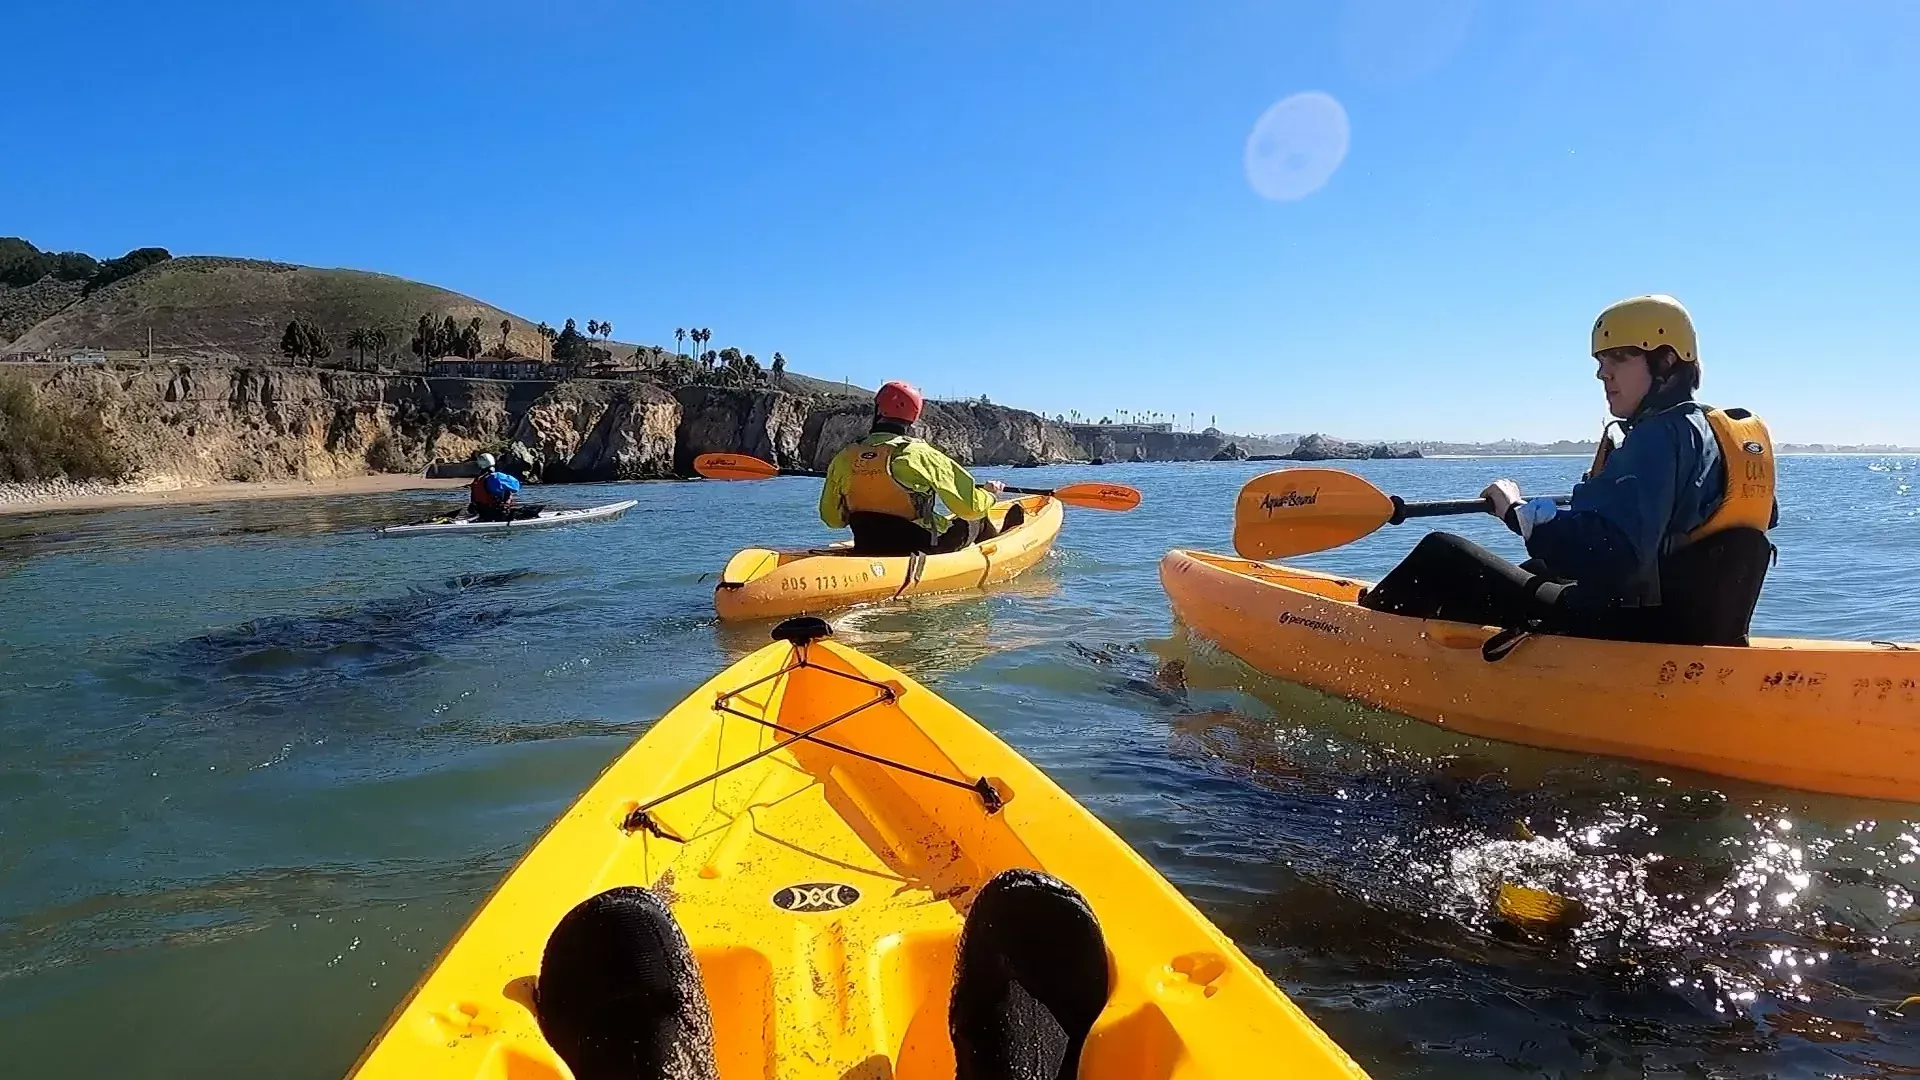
[0,474,468,517]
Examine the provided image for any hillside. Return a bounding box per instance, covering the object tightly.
[0,241,865,396]
[7,256,554,361]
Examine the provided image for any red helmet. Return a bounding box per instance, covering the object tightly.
[874,380,924,423]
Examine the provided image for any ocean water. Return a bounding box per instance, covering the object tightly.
[1,455,1915,1078]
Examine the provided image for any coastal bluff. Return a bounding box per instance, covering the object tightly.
[13,363,1090,488]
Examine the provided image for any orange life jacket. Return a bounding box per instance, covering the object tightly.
[470,472,499,508]
[1686,407,1774,542]
[840,437,934,528]
[1586,405,1774,544]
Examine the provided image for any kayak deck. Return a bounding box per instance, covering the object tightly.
[347,627,1366,1079]
[714,495,1063,620]
[1161,548,1920,802]
[377,499,637,537]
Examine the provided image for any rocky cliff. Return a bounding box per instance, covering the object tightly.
[510,380,680,481]
[1070,427,1234,463]
[15,362,1084,489]
[798,399,1082,472]
[19,364,513,485]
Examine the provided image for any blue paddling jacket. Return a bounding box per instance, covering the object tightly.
[1525,383,1727,606]
[470,469,521,508]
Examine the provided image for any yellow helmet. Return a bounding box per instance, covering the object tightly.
[1591,294,1696,363]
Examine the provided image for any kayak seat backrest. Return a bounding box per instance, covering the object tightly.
[848,512,941,556]
[1658,526,1773,646]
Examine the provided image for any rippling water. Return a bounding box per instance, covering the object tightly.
[2,456,1916,1078]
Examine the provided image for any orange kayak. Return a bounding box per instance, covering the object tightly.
[1161,549,1920,802]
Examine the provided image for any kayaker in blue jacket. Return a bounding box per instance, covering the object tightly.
[466,453,523,522]
[1362,294,1778,645]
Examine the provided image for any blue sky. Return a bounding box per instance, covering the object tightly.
[7,1,1917,443]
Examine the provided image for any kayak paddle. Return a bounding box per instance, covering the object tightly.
[1232,468,1571,559]
[692,452,1142,511]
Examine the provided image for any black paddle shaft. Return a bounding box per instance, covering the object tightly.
[765,469,1058,498]
[1388,493,1571,525]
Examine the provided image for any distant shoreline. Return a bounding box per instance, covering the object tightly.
[0,474,466,517]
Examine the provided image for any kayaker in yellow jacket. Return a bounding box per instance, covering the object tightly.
[818,380,1025,555]
[1362,294,1777,645]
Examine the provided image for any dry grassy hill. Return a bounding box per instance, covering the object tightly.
[1,248,865,396]
[6,256,550,361]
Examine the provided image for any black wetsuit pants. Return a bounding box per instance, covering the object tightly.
[1359,532,1645,640]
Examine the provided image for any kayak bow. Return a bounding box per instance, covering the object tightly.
[346,619,1368,1079]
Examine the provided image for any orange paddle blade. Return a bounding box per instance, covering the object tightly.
[1231,469,1395,559]
[1048,482,1142,512]
[694,453,781,481]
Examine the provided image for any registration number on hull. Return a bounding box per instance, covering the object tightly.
[779,570,875,593]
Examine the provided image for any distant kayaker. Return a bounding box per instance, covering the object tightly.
[466,452,523,522]
[1361,294,1777,645]
[818,380,1025,555]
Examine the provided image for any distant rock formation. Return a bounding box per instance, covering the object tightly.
[1210,442,1249,461]
[1285,433,1422,461]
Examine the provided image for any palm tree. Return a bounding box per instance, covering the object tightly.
[413,313,435,360]
[370,328,389,367]
[675,327,686,356]
[697,328,711,357]
[600,321,613,341]
[770,351,786,385]
[587,319,601,338]
[345,327,371,368]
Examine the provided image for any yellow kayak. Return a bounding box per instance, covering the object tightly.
[346,619,1367,1079]
[713,495,1063,620]
[1162,549,1920,803]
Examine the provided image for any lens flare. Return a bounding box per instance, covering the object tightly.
[1244,91,1351,202]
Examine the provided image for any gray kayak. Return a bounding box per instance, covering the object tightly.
[377,499,638,538]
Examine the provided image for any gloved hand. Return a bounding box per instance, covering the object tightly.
[982,480,1007,496]
[1481,479,1522,520]
[1513,497,1560,540]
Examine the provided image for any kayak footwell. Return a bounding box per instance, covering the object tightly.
[348,629,1367,1079]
